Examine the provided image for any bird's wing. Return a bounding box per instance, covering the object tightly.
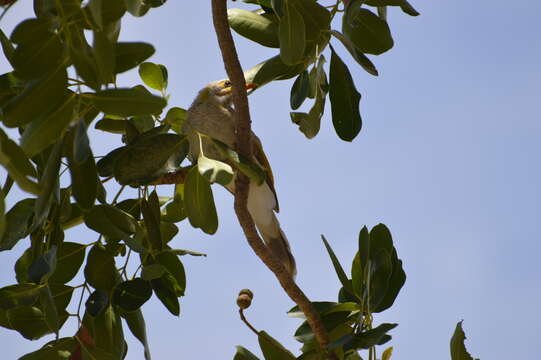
[251,133,280,212]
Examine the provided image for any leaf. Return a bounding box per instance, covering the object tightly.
[84,204,139,241]
[164,107,187,134]
[122,309,151,360]
[374,248,405,313]
[0,199,35,251]
[258,331,296,360]
[85,289,109,316]
[0,28,14,62]
[156,251,186,297]
[49,242,86,284]
[342,2,394,55]
[141,191,162,251]
[2,66,68,127]
[342,323,397,351]
[321,235,356,298]
[0,189,4,241]
[330,30,378,76]
[113,133,187,185]
[84,243,118,291]
[20,92,76,157]
[88,87,167,117]
[382,346,393,360]
[115,42,155,73]
[244,55,305,88]
[290,70,310,110]
[233,346,261,360]
[39,286,59,335]
[5,306,61,340]
[212,139,266,185]
[450,321,479,360]
[151,275,179,316]
[0,283,41,310]
[295,311,350,344]
[33,141,62,228]
[197,154,234,186]
[93,30,116,85]
[0,131,39,195]
[228,9,280,48]
[141,264,165,281]
[166,248,207,257]
[139,62,167,91]
[125,0,151,17]
[328,45,362,142]
[27,246,57,283]
[184,166,218,235]
[364,0,420,16]
[112,278,152,312]
[279,1,305,65]
[18,337,76,360]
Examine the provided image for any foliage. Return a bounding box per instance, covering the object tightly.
[0,0,480,359]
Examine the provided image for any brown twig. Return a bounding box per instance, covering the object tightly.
[210,0,334,357]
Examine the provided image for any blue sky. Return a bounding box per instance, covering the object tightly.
[1,0,540,359]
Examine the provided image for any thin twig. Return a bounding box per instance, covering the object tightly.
[210,1,334,357]
[239,309,259,336]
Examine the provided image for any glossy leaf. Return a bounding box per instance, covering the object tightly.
[93,30,116,85]
[279,1,305,65]
[165,107,187,134]
[0,131,39,195]
[344,323,397,351]
[18,337,76,360]
[197,154,234,186]
[0,283,41,310]
[450,321,479,360]
[139,62,167,91]
[184,166,218,235]
[5,306,61,340]
[329,45,362,142]
[233,346,261,360]
[364,0,420,16]
[113,278,152,312]
[88,88,167,117]
[115,42,155,73]
[20,92,76,157]
[2,67,68,127]
[33,141,62,227]
[151,275,179,316]
[85,289,109,316]
[228,9,279,48]
[330,30,378,76]
[84,204,139,241]
[382,346,394,360]
[141,191,162,251]
[343,2,394,55]
[84,244,118,291]
[290,70,310,110]
[156,251,186,297]
[39,286,59,335]
[258,331,296,360]
[0,199,35,251]
[125,0,151,17]
[49,242,86,284]
[122,309,151,360]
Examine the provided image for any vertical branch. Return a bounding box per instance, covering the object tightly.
[210,0,334,357]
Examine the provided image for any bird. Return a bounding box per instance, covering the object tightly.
[183,79,297,277]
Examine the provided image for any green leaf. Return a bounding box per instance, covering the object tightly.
[122,309,151,360]
[67,125,99,210]
[197,154,234,186]
[141,264,165,280]
[344,323,397,351]
[18,337,76,360]
[258,331,296,360]
[228,9,280,48]
[184,166,218,235]
[295,311,350,344]
[329,45,362,142]
[321,235,356,298]
[33,141,62,227]
[2,66,68,127]
[151,275,179,316]
[139,62,167,91]
[5,305,61,340]
[87,0,126,29]
[0,283,41,310]
[156,251,186,297]
[382,346,394,360]
[49,242,86,284]
[93,30,116,85]
[212,139,266,185]
[0,189,4,241]
[290,70,310,110]
[330,30,378,76]
[0,28,14,63]
[112,278,152,312]
[164,107,187,134]
[450,321,479,360]
[27,246,57,283]
[141,191,162,251]
[113,133,187,185]
[374,248,405,313]
[85,289,109,316]
[115,42,155,73]
[39,285,59,335]
[0,130,39,195]
[88,87,167,117]
[84,243,118,291]
[20,92,76,157]
[233,346,261,360]
[83,304,126,359]
[84,204,139,241]
[342,2,394,55]
[125,0,151,17]
[10,20,66,79]
[279,1,305,65]
[244,55,305,88]
[0,199,34,251]
[364,0,420,16]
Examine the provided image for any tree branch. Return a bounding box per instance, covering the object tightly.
[210,0,334,357]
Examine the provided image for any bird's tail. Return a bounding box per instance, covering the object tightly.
[246,182,297,277]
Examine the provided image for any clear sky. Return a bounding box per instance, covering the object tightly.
[1,1,540,359]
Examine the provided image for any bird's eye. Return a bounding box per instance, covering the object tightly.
[224,80,232,87]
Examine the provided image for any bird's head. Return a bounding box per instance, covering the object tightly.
[196,79,257,106]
